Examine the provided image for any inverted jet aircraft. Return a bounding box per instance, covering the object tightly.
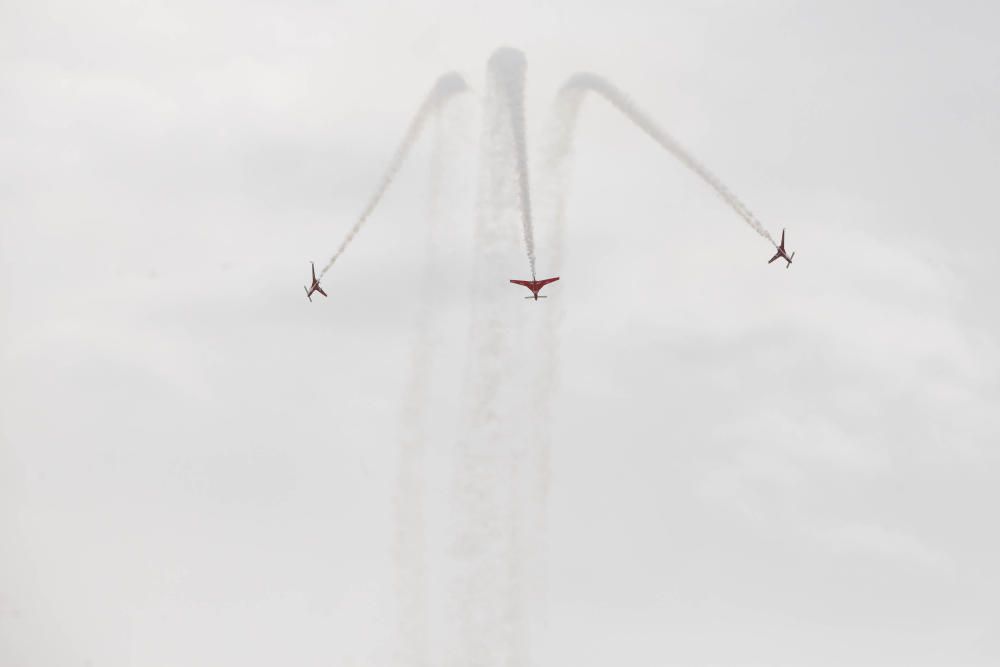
[304,262,328,301]
[510,276,560,300]
[768,229,795,268]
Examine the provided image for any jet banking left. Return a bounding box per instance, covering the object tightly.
[304,262,327,302]
[768,229,795,268]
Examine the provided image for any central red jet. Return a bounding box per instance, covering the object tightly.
[510,276,560,300]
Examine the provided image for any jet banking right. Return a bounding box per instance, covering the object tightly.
[768,229,795,268]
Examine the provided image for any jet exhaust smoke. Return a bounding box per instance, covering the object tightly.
[320,73,469,277]
[489,48,538,279]
[448,47,538,667]
[557,72,777,246]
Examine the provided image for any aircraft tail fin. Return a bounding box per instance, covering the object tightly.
[304,286,312,302]
[787,252,795,268]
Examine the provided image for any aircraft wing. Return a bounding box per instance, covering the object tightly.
[316,285,328,297]
[536,276,560,287]
[510,280,533,287]
[768,251,781,264]
[780,229,785,248]
[311,263,317,282]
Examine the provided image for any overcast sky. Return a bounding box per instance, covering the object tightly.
[2,1,999,666]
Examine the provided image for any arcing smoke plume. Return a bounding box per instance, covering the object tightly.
[489,48,538,279]
[320,72,469,277]
[557,72,777,246]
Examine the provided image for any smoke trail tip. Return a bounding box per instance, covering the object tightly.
[432,71,470,99]
[560,72,603,94]
[488,47,527,74]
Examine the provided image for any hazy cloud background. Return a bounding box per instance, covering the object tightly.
[2,1,998,665]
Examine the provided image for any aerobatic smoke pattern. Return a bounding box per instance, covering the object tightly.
[320,72,469,277]
[447,47,537,667]
[323,54,779,667]
[489,48,538,279]
[558,72,777,246]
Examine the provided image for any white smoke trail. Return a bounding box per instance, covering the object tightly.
[559,72,777,246]
[320,72,469,277]
[508,77,592,661]
[392,106,457,667]
[489,48,537,279]
[524,78,598,512]
[448,47,535,667]
[527,74,785,638]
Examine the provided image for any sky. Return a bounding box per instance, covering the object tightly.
[2,1,999,665]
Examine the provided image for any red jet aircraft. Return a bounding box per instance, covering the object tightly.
[768,229,795,268]
[304,262,328,301]
[510,276,560,300]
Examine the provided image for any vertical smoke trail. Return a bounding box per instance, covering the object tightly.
[489,48,537,279]
[393,107,454,667]
[510,79,592,655]
[448,47,534,667]
[320,72,469,277]
[528,81,594,505]
[558,72,778,246]
[450,63,511,667]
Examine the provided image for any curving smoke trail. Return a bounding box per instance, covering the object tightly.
[556,72,777,246]
[320,72,469,277]
[489,48,537,279]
